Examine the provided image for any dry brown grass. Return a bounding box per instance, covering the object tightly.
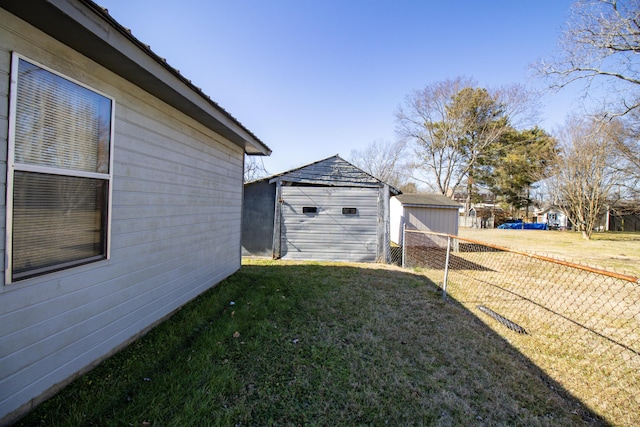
[458,228,640,277]
[405,230,640,426]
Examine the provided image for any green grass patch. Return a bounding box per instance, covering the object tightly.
[17,259,603,426]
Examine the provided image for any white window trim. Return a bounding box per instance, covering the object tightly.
[5,53,115,285]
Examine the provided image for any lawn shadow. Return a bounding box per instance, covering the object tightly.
[405,246,496,271]
[238,261,607,426]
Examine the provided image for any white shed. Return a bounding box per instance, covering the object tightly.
[390,194,461,245]
[0,1,269,423]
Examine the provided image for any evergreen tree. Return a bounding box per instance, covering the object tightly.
[477,127,557,217]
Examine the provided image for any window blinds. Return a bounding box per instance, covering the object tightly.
[9,57,112,281]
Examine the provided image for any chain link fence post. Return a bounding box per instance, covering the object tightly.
[401,225,406,268]
[442,235,451,299]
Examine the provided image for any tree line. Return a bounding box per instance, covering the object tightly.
[244,0,639,240]
[350,0,640,240]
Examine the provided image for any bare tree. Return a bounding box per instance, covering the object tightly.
[492,83,543,130]
[395,77,534,210]
[537,0,640,198]
[349,139,413,189]
[545,116,623,239]
[244,155,269,182]
[538,0,640,118]
[395,77,475,196]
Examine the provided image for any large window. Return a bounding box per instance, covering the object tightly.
[6,55,114,282]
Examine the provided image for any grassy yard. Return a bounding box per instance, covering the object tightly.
[16,259,604,426]
[458,228,640,277]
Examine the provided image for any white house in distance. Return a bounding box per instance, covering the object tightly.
[0,1,270,424]
[534,206,570,230]
[390,194,462,245]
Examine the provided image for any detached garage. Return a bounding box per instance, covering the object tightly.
[390,194,461,245]
[242,155,399,262]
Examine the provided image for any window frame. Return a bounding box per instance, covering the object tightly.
[5,53,115,284]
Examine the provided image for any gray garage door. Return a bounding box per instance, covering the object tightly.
[280,186,378,262]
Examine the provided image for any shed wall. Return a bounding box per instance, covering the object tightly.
[280,186,378,262]
[405,206,459,236]
[0,11,244,422]
[390,198,459,246]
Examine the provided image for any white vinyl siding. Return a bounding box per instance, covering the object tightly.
[0,10,245,421]
[280,186,378,262]
[405,206,459,235]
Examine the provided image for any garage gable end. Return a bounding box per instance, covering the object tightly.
[269,155,400,193]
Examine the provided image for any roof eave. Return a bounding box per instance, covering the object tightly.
[402,203,461,209]
[3,0,271,156]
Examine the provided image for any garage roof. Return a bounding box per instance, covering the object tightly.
[263,155,401,194]
[394,194,461,209]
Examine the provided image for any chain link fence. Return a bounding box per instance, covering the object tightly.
[389,229,640,427]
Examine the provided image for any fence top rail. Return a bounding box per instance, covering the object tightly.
[404,229,639,283]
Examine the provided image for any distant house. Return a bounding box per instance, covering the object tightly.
[607,203,640,232]
[534,206,570,230]
[466,204,507,229]
[0,1,270,424]
[242,155,400,262]
[390,194,461,245]
[535,204,640,232]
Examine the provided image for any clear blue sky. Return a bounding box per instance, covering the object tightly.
[97,0,580,175]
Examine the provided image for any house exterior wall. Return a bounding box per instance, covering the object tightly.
[0,10,245,423]
[279,186,379,262]
[242,180,276,257]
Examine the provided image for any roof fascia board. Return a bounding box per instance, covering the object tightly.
[401,202,459,207]
[402,203,461,208]
[268,177,382,187]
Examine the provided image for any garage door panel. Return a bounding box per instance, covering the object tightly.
[280,186,379,261]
